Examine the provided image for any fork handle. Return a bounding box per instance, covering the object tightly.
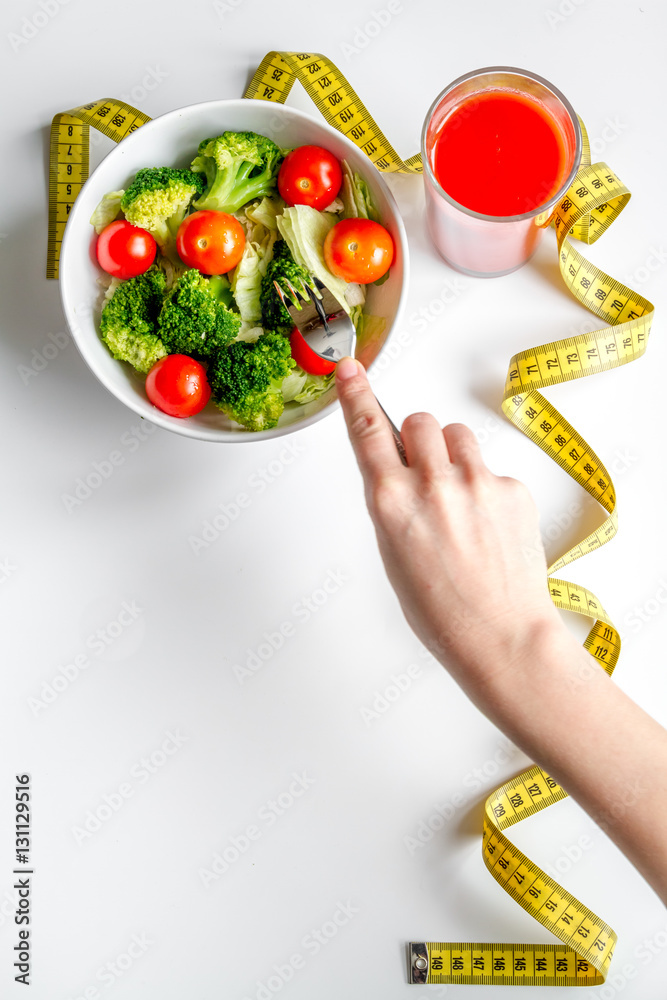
[375,399,408,466]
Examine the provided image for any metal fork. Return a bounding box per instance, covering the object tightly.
[273,277,407,465]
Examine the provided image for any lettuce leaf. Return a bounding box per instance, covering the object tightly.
[245,196,284,232]
[231,241,263,324]
[293,369,335,403]
[231,204,280,326]
[323,196,344,213]
[153,255,188,291]
[353,172,379,221]
[280,368,308,402]
[355,311,387,347]
[90,190,125,234]
[340,161,379,222]
[282,366,335,404]
[276,204,365,315]
[235,325,264,343]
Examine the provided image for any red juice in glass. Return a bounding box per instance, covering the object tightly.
[422,68,581,277]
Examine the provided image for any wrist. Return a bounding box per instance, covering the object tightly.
[437,608,580,738]
[475,613,601,758]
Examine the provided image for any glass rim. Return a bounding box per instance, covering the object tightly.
[420,65,583,224]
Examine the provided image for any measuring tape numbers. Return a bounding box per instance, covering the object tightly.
[47,100,151,278]
[244,50,423,175]
[47,53,654,988]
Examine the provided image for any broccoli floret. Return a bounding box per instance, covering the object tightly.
[157,269,241,359]
[120,167,204,258]
[99,265,167,373]
[191,131,284,215]
[208,332,295,431]
[260,240,316,336]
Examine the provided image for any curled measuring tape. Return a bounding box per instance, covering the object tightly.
[47,52,655,987]
[47,100,151,279]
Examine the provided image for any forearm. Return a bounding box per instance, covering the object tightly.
[463,619,667,905]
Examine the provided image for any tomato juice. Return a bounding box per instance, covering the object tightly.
[422,69,581,276]
[433,90,569,217]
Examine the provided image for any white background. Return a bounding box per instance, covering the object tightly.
[1,0,666,998]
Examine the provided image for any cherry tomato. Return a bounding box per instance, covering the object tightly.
[323,218,394,284]
[278,145,343,211]
[96,220,156,279]
[289,327,336,376]
[176,210,245,274]
[145,355,211,418]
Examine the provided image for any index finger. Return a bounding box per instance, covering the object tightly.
[336,357,405,482]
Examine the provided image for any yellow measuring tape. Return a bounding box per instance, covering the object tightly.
[47,52,655,987]
[47,100,151,278]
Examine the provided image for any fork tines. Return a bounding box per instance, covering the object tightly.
[273,279,322,333]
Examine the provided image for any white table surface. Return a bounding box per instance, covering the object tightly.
[1,1,666,997]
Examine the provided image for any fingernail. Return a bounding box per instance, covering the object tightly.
[336,356,361,381]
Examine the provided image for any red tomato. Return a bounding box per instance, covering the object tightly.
[176,211,245,274]
[289,328,336,376]
[145,355,211,418]
[278,145,343,211]
[96,220,156,279]
[323,218,394,284]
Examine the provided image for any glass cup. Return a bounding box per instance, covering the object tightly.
[421,67,582,277]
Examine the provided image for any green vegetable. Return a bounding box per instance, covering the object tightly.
[279,368,307,402]
[157,269,241,359]
[191,131,284,215]
[340,160,379,221]
[282,367,336,404]
[99,265,167,373]
[260,240,316,336]
[120,167,204,260]
[153,254,188,291]
[277,204,365,315]
[231,205,280,328]
[208,332,295,431]
[354,312,388,362]
[245,196,284,233]
[91,130,384,427]
[90,190,125,234]
[231,241,263,326]
[293,370,336,403]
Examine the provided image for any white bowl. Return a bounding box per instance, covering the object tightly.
[59,99,409,443]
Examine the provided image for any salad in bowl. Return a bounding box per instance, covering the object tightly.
[59,100,408,442]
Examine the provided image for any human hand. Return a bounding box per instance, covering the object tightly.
[336,358,667,903]
[335,357,564,721]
